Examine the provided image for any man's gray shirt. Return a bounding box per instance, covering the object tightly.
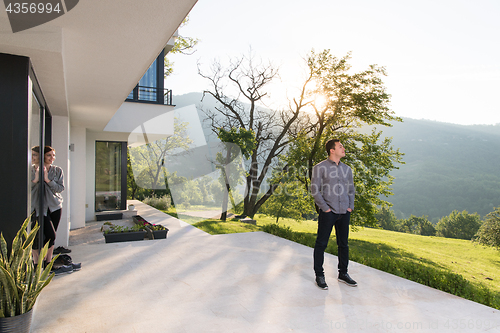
[311,159,355,214]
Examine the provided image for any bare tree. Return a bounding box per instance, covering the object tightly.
[198,53,311,217]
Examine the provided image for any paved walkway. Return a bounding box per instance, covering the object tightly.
[31,201,500,332]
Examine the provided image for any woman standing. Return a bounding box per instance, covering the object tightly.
[31,146,72,274]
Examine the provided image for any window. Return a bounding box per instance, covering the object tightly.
[126,51,172,105]
[95,141,127,211]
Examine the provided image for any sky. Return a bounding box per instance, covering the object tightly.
[166,0,500,126]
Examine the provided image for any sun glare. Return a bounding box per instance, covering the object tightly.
[313,94,328,110]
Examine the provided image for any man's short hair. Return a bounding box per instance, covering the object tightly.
[325,139,340,156]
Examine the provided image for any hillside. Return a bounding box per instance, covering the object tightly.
[173,93,500,222]
[372,118,500,222]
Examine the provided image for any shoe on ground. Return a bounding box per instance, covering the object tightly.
[338,273,357,287]
[53,246,71,254]
[315,276,328,290]
[71,262,82,271]
[54,254,73,266]
[51,264,73,276]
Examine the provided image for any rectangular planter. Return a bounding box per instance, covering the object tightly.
[132,215,147,225]
[104,230,147,243]
[151,228,168,240]
[145,227,169,240]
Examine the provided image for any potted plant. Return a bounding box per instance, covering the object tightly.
[0,217,57,333]
[132,216,168,240]
[132,215,146,225]
[101,222,147,243]
[128,204,135,211]
[145,223,168,240]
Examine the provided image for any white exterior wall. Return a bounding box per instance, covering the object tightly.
[51,115,70,247]
[69,126,87,230]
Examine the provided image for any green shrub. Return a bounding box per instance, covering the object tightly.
[474,206,500,248]
[142,195,171,211]
[436,210,481,240]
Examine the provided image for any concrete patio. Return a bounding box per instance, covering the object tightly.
[31,200,500,332]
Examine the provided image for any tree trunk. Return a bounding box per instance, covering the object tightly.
[220,148,231,221]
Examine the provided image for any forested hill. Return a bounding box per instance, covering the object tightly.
[373,118,500,222]
[173,93,500,222]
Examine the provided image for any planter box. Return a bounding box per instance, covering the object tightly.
[146,228,168,240]
[132,215,147,225]
[134,215,168,240]
[104,230,147,243]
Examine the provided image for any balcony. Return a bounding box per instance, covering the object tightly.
[126,85,174,105]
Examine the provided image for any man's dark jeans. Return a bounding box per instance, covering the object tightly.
[314,210,350,277]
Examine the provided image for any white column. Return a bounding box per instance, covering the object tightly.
[52,116,70,247]
[70,126,87,229]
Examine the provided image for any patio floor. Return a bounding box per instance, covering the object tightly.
[31,200,500,332]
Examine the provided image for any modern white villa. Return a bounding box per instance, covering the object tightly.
[0,0,198,248]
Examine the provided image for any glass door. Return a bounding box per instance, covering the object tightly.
[95,141,127,211]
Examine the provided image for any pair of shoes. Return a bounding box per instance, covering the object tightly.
[51,264,73,276]
[315,276,328,290]
[53,246,71,254]
[53,254,81,271]
[338,273,357,287]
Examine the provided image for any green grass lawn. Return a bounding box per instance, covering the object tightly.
[349,228,499,294]
[161,208,500,308]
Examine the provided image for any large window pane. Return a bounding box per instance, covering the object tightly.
[95,141,123,211]
[138,58,158,101]
[29,89,41,221]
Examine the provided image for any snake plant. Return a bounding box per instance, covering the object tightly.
[0,216,57,318]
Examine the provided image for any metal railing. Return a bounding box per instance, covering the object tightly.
[126,85,173,105]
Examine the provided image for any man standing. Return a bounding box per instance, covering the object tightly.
[311,139,357,289]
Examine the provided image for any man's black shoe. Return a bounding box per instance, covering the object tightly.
[315,276,328,290]
[338,273,357,287]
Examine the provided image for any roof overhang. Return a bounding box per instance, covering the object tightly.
[0,0,197,131]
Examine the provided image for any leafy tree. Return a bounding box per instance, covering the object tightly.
[129,118,192,195]
[399,215,435,236]
[216,127,256,220]
[127,150,142,200]
[417,216,436,236]
[283,50,404,226]
[398,215,418,234]
[375,206,399,231]
[259,181,315,223]
[436,210,481,240]
[259,162,316,223]
[474,206,500,248]
[164,17,199,78]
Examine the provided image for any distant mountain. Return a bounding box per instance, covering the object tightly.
[371,118,500,222]
[174,93,500,222]
[173,92,218,141]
